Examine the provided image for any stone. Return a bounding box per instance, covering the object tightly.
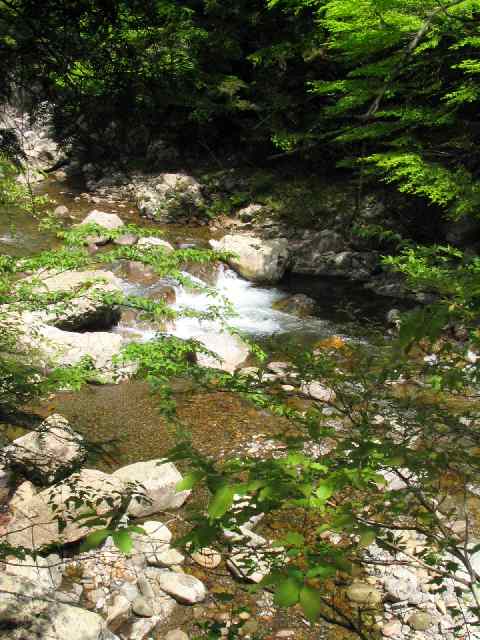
[0,574,115,640]
[113,233,138,246]
[210,234,290,284]
[122,260,159,285]
[227,551,269,584]
[18,322,130,383]
[80,210,124,231]
[3,468,126,549]
[2,553,62,592]
[382,619,402,637]
[122,616,160,640]
[194,331,250,373]
[191,547,222,569]
[9,480,36,509]
[54,205,70,217]
[165,631,189,640]
[137,237,174,252]
[106,594,131,629]
[408,612,434,631]
[130,521,172,566]
[273,294,316,317]
[132,595,154,617]
[384,570,418,603]
[300,381,336,403]
[23,269,123,331]
[346,582,382,606]
[158,572,207,604]
[148,546,185,567]
[134,173,204,222]
[4,414,86,485]
[112,461,190,517]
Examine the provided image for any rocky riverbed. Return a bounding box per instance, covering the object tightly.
[0,162,475,640]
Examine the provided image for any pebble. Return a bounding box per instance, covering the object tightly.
[165,631,189,640]
[192,547,222,569]
[132,595,154,618]
[382,619,402,637]
[408,611,434,631]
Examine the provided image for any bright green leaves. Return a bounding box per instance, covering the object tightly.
[299,585,323,621]
[80,524,145,554]
[208,485,236,520]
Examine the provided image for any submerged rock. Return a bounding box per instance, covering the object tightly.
[273,293,316,317]
[210,234,290,284]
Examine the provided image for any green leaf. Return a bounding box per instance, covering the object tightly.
[300,586,322,621]
[359,528,376,547]
[208,485,235,520]
[306,565,336,579]
[316,483,334,502]
[176,470,204,491]
[80,528,111,552]
[112,528,134,554]
[274,577,301,607]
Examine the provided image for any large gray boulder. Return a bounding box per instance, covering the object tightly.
[134,173,204,222]
[210,234,290,283]
[112,461,190,518]
[3,469,127,550]
[3,414,86,485]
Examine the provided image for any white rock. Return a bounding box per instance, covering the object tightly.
[3,468,126,549]
[4,414,85,484]
[191,547,222,569]
[166,631,190,640]
[194,331,250,373]
[300,381,336,402]
[81,210,124,230]
[137,237,174,252]
[210,234,290,284]
[158,572,207,604]
[112,461,190,518]
[3,553,62,592]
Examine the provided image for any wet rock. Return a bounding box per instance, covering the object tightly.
[273,293,316,317]
[137,236,174,252]
[158,572,207,604]
[3,414,86,485]
[3,468,126,549]
[210,234,290,284]
[112,461,190,517]
[192,548,222,569]
[346,582,382,606]
[122,260,159,285]
[54,205,70,217]
[408,612,434,631]
[145,281,177,304]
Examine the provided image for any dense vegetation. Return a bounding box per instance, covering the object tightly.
[1,1,480,639]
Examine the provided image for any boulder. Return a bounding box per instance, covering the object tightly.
[134,173,204,222]
[273,293,316,317]
[238,204,263,222]
[26,269,123,331]
[131,520,172,565]
[113,233,138,246]
[80,210,124,230]
[346,582,382,606]
[19,322,131,384]
[210,234,289,284]
[3,414,86,485]
[3,469,127,549]
[53,205,70,217]
[158,572,207,604]
[0,464,11,503]
[112,461,190,518]
[194,332,250,373]
[0,575,117,640]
